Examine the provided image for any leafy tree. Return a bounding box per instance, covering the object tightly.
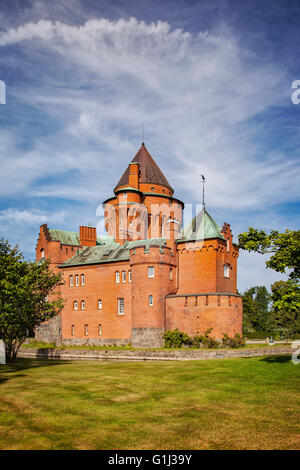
[238,228,300,281]
[242,286,271,332]
[239,228,300,336]
[0,237,64,361]
[268,280,300,339]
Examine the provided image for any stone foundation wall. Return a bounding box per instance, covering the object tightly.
[62,337,130,347]
[35,316,62,346]
[131,327,165,348]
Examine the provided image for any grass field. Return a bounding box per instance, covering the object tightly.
[0,356,299,450]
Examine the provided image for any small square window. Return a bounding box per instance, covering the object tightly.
[148,266,154,278]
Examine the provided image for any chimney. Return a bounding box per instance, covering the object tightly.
[79,226,97,247]
[129,162,139,189]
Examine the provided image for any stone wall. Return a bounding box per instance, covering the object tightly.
[35,316,62,346]
[131,327,165,348]
[18,346,292,361]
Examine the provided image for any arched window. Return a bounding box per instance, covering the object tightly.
[73,300,78,311]
[71,325,75,336]
[75,275,79,286]
[98,299,103,310]
[122,270,126,283]
[98,324,102,336]
[224,264,230,278]
[40,248,45,259]
[85,324,88,336]
[81,274,85,286]
[81,300,86,310]
[149,295,154,306]
[128,270,132,282]
[69,275,74,287]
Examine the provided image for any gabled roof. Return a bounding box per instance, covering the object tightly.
[60,238,167,267]
[48,228,81,246]
[114,143,173,193]
[179,207,225,242]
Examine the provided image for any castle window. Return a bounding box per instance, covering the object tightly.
[128,270,132,282]
[227,239,230,252]
[122,270,126,283]
[148,266,154,278]
[73,300,78,311]
[118,298,124,315]
[75,275,79,286]
[170,268,173,280]
[98,299,103,310]
[224,264,230,278]
[81,274,85,286]
[149,295,154,306]
[115,271,120,283]
[71,325,75,336]
[151,187,155,192]
[85,324,88,336]
[69,275,74,287]
[98,324,102,336]
[81,300,86,310]
[40,248,45,258]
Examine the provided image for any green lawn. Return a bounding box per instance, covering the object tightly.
[0,356,299,450]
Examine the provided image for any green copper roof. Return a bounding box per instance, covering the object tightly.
[48,229,81,246]
[60,238,167,267]
[179,207,225,242]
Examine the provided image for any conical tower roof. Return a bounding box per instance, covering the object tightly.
[181,206,225,241]
[114,143,173,193]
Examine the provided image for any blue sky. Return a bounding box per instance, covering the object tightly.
[0,0,299,292]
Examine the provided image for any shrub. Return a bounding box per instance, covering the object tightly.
[202,328,220,349]
[222,333,246,348]
[163,329,191,348]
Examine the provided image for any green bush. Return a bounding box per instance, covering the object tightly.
[163,329,191,348]
[222,333,246,348]
[201,328,219,349]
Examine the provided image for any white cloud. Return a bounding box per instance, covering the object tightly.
[0,208,67,225]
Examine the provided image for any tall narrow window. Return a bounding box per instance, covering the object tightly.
[149,295,154,306]
[118,298,124,315]
[98,324,102,336]
[81,300,86,310]
[115,271,120,283]
[169,268,173,280]
[73,300,78,311]
[75,275,79,286]
[148,266,154,278]
[122,270,126,283]
[81,274,85,286]
[128,270,132,282]
[71,325,75,336]
[227,239,230,252]
[85,324,88,336]
[69,275,74,287]
[224,264,230,278]
[98,299,103,310]
[40,248,45,258]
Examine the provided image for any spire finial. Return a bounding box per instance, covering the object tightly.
[201,175,206,208]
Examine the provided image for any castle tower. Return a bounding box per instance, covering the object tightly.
[103,143,184,244]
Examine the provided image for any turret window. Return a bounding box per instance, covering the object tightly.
[148,266,154,278]
[224,264,230,278]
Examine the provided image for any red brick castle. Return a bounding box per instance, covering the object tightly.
[35,143,242,347]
